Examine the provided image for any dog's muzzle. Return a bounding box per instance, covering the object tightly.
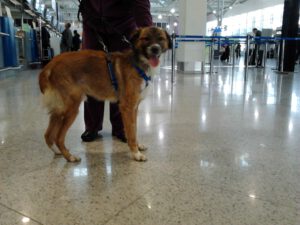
[147,44,162,67]
[150,45,161,55]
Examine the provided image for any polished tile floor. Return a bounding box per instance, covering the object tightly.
[0,57,300,225]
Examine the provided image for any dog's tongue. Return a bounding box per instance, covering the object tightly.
[149,56,160,67]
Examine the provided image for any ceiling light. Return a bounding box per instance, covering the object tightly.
[158,14,162,19]
[213,10,216,14]
[166,24,170,29]
[229,6,233,9]
[170,8,175,14]
[173,22,178,27]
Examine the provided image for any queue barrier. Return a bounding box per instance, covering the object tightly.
[171,34,300,82]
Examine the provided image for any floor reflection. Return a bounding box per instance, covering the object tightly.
[0,58,300,224]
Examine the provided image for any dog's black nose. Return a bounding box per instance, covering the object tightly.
[151,46,160,55]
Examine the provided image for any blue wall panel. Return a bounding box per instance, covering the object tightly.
[0,16,18,67]
[30,29,39,63]
[0,36,4,68]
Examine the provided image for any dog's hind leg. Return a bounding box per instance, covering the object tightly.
[55,101,81,162]
[45,113,63,155]
[120,103,146,161]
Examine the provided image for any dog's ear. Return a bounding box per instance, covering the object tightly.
[165,30,172,49]
[130,28,142,46]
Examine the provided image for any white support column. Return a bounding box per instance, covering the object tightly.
[177,0,207,73]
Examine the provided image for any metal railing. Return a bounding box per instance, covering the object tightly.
[171,34,300,82]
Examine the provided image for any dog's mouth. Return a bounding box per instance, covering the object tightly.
[148,55,160,67]
[147,44,162,67]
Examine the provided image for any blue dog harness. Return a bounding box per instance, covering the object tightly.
[132,64,151,87]
[106,55,151,91]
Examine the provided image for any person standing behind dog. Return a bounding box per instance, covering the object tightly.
[60,23,73,53]
[78,0,152,142]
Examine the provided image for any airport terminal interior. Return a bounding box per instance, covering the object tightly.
[1,0,300,224]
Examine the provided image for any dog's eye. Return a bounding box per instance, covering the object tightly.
[158,37,165,41]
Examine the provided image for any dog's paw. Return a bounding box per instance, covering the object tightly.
[138,144,148,151]
[132,151,147,162]
[68,155,81,163]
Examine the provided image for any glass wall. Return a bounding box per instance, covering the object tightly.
[207,4,284,36]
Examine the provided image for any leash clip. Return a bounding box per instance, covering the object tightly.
[122,35,132,48]
[97,34,108,53]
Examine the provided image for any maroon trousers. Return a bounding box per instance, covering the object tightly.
[84,97,123,133]
[82,28,131,134]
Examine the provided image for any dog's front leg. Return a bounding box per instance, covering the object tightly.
[120,103,146,161]
[134,107,147,152]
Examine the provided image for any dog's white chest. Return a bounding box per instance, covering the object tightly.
[140,81,151,99]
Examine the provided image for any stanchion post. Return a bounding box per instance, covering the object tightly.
[276,40,280,69]
[280,39,285,73]
[171,33,176,83]
[201,40,206,74]
[232,42,236,69]
[244,35,250,81]
[263,42,267,69]
[39,16,43,62]
[209,38,214,74]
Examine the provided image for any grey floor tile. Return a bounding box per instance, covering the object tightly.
[0,60,300,224]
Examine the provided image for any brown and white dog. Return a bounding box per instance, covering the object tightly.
[39,26,172,162]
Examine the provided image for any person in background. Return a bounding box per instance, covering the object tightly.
[72,30,81,51]
[235,42,241,58]
[78,0,152,142]
[41,25,50,49]
[220,44,230,62]
[60,23,72,53]
[249,28,261,65]
[41,25,51,64]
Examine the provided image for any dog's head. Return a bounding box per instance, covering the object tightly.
[130,27,172,67]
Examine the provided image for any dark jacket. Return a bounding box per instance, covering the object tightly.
[81,0,152,35]
[60,28,73,52]
[41,26,50,48]
[72,33,81,51]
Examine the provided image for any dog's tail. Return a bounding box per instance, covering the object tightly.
[39,69,51,94]
[39,69,65,114]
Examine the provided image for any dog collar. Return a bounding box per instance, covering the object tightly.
[132,64,151,87]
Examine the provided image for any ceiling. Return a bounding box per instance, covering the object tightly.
[43,0,250,22]
[3,0,250,24]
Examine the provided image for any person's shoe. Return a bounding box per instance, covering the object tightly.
[112,131,127,143]
[81,130,101,142]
